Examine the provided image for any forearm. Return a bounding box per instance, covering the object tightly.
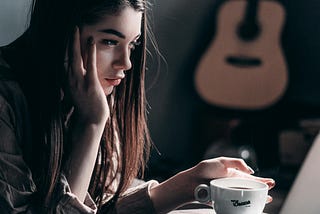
[149,168,198,214]
[65,121,105,202]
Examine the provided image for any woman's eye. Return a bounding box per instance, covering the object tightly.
[101,39,118,46]
[129,41,141,50]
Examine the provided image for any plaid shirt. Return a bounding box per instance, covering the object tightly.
[0,52,158,213]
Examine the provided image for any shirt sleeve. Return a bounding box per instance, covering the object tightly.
[0,91,37,213]
[115,180,159,214]
[0,83,98,213]
[0,73,157,214]
[55,174,97,213]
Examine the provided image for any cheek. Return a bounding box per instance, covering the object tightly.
[96,50,112,74]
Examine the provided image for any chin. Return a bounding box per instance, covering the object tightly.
[104,87,114,96]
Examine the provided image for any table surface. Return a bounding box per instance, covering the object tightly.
[167,202,270,214]
[168,203,214,214]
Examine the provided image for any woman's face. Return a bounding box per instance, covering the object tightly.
[80,7,142,95]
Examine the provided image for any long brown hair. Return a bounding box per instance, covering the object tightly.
[3,0,153,212]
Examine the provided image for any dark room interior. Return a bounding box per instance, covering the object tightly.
[2,0,320,213]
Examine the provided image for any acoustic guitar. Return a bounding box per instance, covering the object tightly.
[195,0,287,110]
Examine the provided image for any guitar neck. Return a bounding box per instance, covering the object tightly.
[238,0,260,41]
[243,0,259,24]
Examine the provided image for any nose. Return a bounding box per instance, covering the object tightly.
[112,48,132,71]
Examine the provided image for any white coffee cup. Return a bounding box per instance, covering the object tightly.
[194,177,268,214]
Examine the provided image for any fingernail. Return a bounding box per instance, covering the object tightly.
[247,166,255,174]
[266,179,275,188]
[87,36,94,45]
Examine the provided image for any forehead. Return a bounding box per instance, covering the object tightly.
[83,7,143,37]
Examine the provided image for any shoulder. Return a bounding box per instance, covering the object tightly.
[0,74,25,125]
[0,48,26,105]
[0,68,30,156]
[0,72,22,97]
[0,53,29,141]
[0,66,26,115]
[0,48,20,95]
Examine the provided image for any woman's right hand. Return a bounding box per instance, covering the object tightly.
[65,27,109,125]
[150,157,275,213]
[189,157,275,189]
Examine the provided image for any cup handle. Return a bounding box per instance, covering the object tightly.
[194,184,211,203]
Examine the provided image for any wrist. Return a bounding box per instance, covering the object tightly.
[149,169,198,213]
[72,109,108,127]
[180,167,202,202]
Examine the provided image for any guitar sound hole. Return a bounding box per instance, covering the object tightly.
[237,22,261,41]
[226,56,262,67]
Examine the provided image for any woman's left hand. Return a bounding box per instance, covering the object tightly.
[65,27,109,125]
[63,28,110,202]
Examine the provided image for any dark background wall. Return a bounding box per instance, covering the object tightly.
[0,0,31,46]
[1,0,320,183]
[145,0,320,180]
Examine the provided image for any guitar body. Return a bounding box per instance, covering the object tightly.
[195,0,287,110]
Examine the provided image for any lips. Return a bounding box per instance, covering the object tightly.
[105,78,122,86]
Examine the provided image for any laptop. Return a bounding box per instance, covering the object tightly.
[280,131,320,214]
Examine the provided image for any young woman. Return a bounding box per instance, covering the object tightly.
[0,0,275,213]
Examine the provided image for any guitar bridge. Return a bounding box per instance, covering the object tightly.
[226,56,262,67]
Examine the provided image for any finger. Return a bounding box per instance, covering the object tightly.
[226,168,254,178]
[64,40,70,70]
[259,178,276,189]
[85,37,98,83]
[225,168,276,189]
[266,195,273,204]
[71,26,85,78]
[220,157,254,174]
[246,175,275,189]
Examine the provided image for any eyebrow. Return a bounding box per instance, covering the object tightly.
[99,29,126,39]
[99,28,141,40]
